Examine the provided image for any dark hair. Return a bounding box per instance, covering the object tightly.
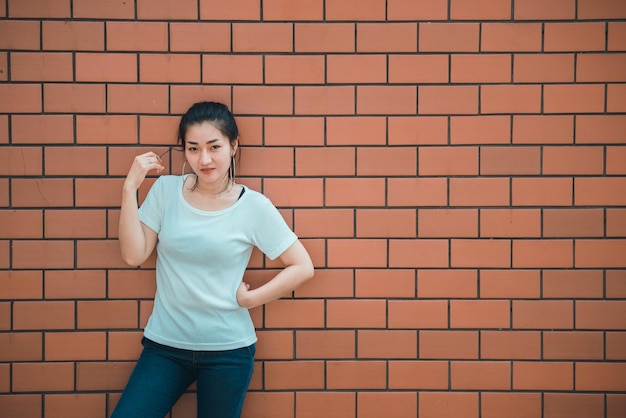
[177,101,239,148]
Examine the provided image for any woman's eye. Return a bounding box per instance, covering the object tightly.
[211,145,221,150]
[187,147,197,152]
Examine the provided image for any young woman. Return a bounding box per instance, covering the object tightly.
[113,101,314,418]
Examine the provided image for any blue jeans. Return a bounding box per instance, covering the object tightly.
[111,337,255,418]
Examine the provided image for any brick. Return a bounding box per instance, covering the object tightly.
[295,269,354,298]
[265,55,325,84]
[578,53,626,82]
[482,23,542,52]
[358,392,417,418]
[199,0,260,20]
[578,0,626,19]
[607,209,626,237]
[545,84,606,113]
[0,395,40,418]
[576,301,626,330]
[449,178,510,207]
[256,330,293,360]
[296,330,355,359]
[325,0,385,20]
[233,23,292,52]
[543,146,604,175]
[513,0,575,20]
[108,331,143,361]
[12,115,74,144]
[295,392,355,418]
[234,86,293,115]
[294,86,355,115]
[264,178,324,207]
[45,270,106,299]
[239,147,294,177]
[543,331,604,360]
[327,300,386,328]
[13,362,74,392]
[480,146,541,175]
[577,240,626,268]
[265,300,325,328]
[545,23,606,52]
[77,300,137,329]
[44,147,107,176]
[201,54,263,85]
[294,23,355,53]
[418,269,478,299]
[450,0,511,20]
[607,332,626,360]
[294,209,353,238]
[44,83,106,113]
[482,393,542,418]
[608,395,626,418]
[544,269,604,299]
[0,332,42,361]
[608,84,626,113]
[265,361,325,390]
[327,361,386,389]
[140,54,200,83]
[418,209,478,238]
[450,300,510,329]
[388,0,448,20]
[13,301,75,330]
[137,0,197,19]
[420,331,478,359]
[419,86,478,115]
[480,269,541,299]
[327,239,387,268]
[513,115,574,144]
[326,178,386,207]
[389,116,448,145]
[327,54,386,84]
[514,53,575,83]
[544,393,605,418]
[543,209,604,238]
[576,115,626,144]
[75,53,137,82]
[76,362,135,391]
[513,361,573,391]
[607,271,626,299]
[242,392,293,418]
[77,239,129,268]
[108,270,156,299]
[480,330,541,360]
[356,209,416,238]
[450,116,511,144]
[576,363,626,392]
[45,394,106,418]
[358,147,416,176]
[576,178,626,206]
[513,239,573,268]
[513,300,573,329]
[108,84,169,114]
[480,209,541,238]
[11,178,73,208]
[0,53,5,82]
[0,84,42,113]
[355,268,415,298]
[12,240,74,269]
[295,147,355,177]
[73,0,134,18]
[451,361,511,390]
[419,147,478,176]
[42,21,104,51]
[389,54,448,84]
[327,117,386,145]
[263,0,323,20]
[388,300,448,329]
[512,177,573,206]
[170,23,230,52]
[419,22,479,52]
[0,146,42,176]
[451,239,511,268]
[451,54,511,84]
[419,392,479,418]
[11,52,73,81]
[358,330,417,358]
[45,332,106,361]
[388,361,448,390]
[0,270,43,299]
[608,22,626,50]
[76,115,138,144]
[357,23,417,52]
[0,20,40,50]
[357,85,417,115]
[389,239,449,268]
[8,0,70,17]
[481,85,542,114]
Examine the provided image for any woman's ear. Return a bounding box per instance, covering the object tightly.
[231,138,239,155]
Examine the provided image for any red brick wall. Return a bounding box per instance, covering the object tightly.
[1,0,625,417]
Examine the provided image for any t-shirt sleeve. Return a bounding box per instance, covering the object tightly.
[251,199,298,260]
[138,177,164,233]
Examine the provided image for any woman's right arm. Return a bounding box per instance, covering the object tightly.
[118,152,164,267]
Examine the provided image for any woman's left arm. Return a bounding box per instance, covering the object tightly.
[236,240,314,309]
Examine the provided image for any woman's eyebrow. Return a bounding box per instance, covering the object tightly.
[186,138,221,145]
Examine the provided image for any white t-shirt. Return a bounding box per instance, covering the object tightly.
[138,175,297,351]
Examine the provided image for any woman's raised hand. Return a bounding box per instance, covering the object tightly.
[124,151,165,191]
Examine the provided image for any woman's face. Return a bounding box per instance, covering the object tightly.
[184,122,237,186]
